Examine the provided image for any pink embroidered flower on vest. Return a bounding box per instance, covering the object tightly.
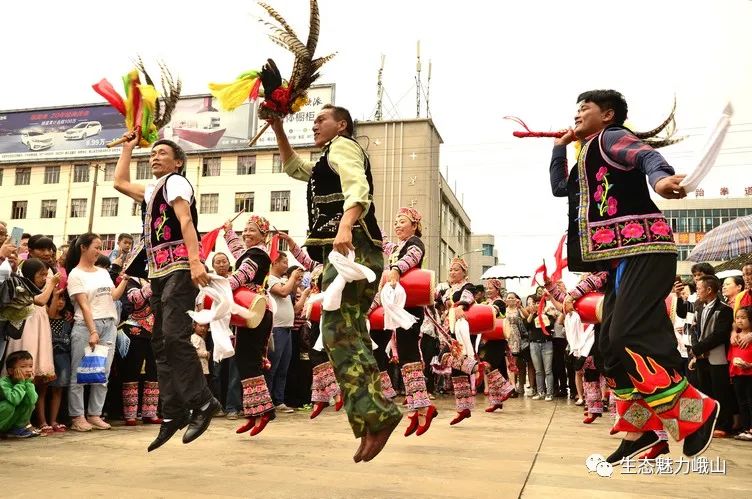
[606,197,618,216]
[592,228,616,245]
[621,222,645,240]
[174,244,189,258]
[155,249,169,265]
[594,185,604,202]
[163,226,172,241]
[650,220,671,237]
[595,166,609,181]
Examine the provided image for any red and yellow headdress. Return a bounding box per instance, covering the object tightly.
[246,214,271,235]
[396,207,423,236]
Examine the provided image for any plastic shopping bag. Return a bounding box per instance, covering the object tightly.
[76,345,109,384]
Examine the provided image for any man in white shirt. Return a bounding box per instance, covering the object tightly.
[265,253,303,413]
[114,134,218,452]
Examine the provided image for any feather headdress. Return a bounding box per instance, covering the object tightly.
[208,0,335,144]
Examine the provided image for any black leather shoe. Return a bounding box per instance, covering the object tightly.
[147,413,190,452]
[606,431,660,465]
[683,400,720,457]
[182,398,220,444]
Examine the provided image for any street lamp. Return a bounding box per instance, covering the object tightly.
[457,248,484,259]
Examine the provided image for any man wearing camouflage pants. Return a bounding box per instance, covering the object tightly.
[271,105,402,462]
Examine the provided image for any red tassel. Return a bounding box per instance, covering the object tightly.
[249,78,262,101]
[92,79,126,116]
[537,298,550,336]
[551,234,568,283]
[199,227,221,261]
[531,262,547,286]
[504,116,566,138]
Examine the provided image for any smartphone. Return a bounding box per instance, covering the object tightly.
[10,227,23,247]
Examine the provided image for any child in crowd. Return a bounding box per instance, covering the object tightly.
[191,322,211,384]
[48,288,72,432]
[730,306,752,441]
[0,351,39,438]
[2,258,59,434]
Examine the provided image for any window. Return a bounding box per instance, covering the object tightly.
[70,198,87,218]
[132,201,142,217]
[202,157,221,176]
[270,191,290,212]
[482,244,494,257]
[44,165,60,184]
[200,194,219,214]
[11,201,27,219]
[272,154,282,173]
[237,155,256,175]
[40,199,57,219]
[136,160,151,180]
[103,163,116,181]
[100,234,117,251]
[277,230,289,251]
[234,192,255,213]
[310,151,321,162]
[15,167,31,185]
[73,164,90,182]
[68,234,81,245]
[101,197,119,217]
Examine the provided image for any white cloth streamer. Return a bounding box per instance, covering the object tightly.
[188,276,250,362]
[679,103,734,192]
[453,316,474,357]
[564,311,595,358]
[380,283,418,331]
[322,250,377,311]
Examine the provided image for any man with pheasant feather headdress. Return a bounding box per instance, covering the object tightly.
[548,89,719,465]
[259,4,399,463]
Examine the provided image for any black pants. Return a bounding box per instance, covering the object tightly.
[284,328,311,407]
[552,337,568,393]
[733,375,752,431]
[696,359,736,432]
[235,310,273,380]
[565,353,578,398]
[599,254,683,397]
[151,270,213,419]
[121,335,158,382]
[396,314,423,365]
[480,339,508,379]
[420,334,439,393]
[371,329,391,372]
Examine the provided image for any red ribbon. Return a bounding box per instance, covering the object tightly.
[551,233,568,283]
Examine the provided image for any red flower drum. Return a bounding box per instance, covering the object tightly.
[574,292,675,324]
[308,301,322,323]
[463,304,495,334]
[203,288,267,328]
[379,268,436,307]
[368,306,385,330]
[480,318,505,341]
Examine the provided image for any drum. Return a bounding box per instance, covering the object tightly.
[308,301,322,322]
[481,318,505,341]
[368,306,385,331]
[463,304,495,334]
[203,288,267,329]
[574,292,675,324]
[574,292,603,324]
[379,268,436,307]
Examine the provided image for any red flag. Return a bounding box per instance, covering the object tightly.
[537,298,550,336]
[551,233,568,283]
[268,234,281,262]
[531,262,547,286]
[200,227,221,261]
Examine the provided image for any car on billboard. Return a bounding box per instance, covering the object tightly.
[64,121,102,140]
[20,130,54,151]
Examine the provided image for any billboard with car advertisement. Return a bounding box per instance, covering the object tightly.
[0,84,335,163]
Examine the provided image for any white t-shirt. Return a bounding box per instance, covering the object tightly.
[268,274,295,328]
[67,267,118,322]
[144,174,193,206]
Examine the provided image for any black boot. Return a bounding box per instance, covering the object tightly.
[606,431,660,465]
[182,397,221,444]
[683,400,720,457]
[147,412,190,452]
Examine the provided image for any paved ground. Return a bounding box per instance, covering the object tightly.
[1,395,750,498]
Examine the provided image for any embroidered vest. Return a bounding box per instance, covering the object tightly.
[236,247,271,292]
[576,126,676,262]
[305,136,382,262]
[388,236,425,268]
[143,173,200,278]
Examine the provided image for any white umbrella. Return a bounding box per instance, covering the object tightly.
[480,264,530,280]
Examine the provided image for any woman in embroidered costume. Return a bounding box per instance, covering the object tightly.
[438,257,479,425]
[480,279,515,412]
[120,278,162,426]
[549,89,718,463]
[385,208,439,436]
[222,214,276,437]
[277,233,344,419]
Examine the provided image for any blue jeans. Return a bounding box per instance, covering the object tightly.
[69,318,117,417]
[265,327,292,405]
[530,341,554,397]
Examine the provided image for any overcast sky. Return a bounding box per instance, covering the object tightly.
[3,0,751,284]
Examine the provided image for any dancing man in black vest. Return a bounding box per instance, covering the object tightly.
[270,105,402,463]
[549,90,719,463]
[115,134,219,452]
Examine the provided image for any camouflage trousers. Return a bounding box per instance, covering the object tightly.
[320,230,402,438]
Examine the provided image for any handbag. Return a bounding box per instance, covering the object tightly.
[76,345,109,384]
[0,273,40,323]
